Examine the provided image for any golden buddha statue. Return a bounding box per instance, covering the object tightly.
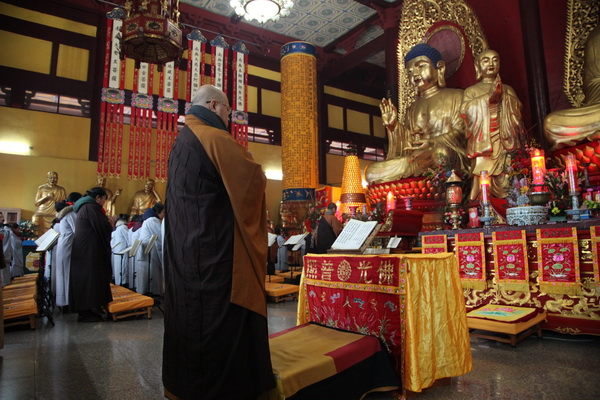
[461,49,523,200]
[129,178,162,216]
[95,175,121,216]
[545,25,600,150]
[33,171,67,233]
[365,43,467,183]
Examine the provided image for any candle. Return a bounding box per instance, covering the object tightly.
[480,170,490,204]
[531,148,546,186]
[386,191,396,212]
[565,154,578,194]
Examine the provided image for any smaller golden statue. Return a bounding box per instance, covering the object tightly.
[95,176,122,216]
[365,43,467,183]
[130,178,162,216]
[461,49,523,200]
[33,171,67,234]
[545,25,600,150]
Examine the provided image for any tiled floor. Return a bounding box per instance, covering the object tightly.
[1,301,600,399]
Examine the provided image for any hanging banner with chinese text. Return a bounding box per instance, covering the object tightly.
[231,41,249,148]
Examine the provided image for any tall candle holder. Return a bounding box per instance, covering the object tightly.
[529,148,551,206]
[479,170,494,226]
[565,154,582,221]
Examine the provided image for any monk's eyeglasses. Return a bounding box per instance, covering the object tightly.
[206,100,232,113]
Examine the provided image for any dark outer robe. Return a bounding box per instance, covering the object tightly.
[163,115,274,400]
[69,201,113,311]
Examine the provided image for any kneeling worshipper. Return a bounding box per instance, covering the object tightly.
[110,215,130,286]
[69,187,113,322]
[162,84,274,400]
[54,192,82,309]
[135,203,164,295]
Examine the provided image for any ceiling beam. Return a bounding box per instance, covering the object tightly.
[321,34,386,83]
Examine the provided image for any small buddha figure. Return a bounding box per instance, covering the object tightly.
[130,178,162,217]
[545,25,600,150]
[95,175,121,216]
[461,49,523,200]
[33,171,67,234]
[365,43,467,183]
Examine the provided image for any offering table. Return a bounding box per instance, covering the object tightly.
[420,220,600,335]
[298,253,472,393]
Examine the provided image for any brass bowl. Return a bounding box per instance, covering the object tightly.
[529,191,551,206]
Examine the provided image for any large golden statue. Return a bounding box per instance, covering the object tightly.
[95,176,121,216]
[33,171,67,233]
[365,44,467,183]
[461,49,523,200]
[545,25,600,149]
[129,178,161,216]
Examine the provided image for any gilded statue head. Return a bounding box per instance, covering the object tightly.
[475,49,500,81]
[404,43,446,91]
[144,179,155,193]
[47,171,58,186]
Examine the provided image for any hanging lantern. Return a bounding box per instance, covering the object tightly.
[120,0,183,69]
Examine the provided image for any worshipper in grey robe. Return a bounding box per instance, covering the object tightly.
[127,215,143,292]
[134,203,164,295]
[69,187,113,322]
[110,217,130,286]
[54,192,82,308]
[8,225,24,278]
[1,225,12,287]
[275,229,288,272]
[162,85,274,400]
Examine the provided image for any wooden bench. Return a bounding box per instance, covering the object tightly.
[265,275,284,283]
[107,284,154,321]
[265,282,299,303]
[3,278,38,329]
[467,305,547,347]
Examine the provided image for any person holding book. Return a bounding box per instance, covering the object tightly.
[315,203,343,254]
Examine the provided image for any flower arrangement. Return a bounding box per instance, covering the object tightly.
[17,220,38,241]
[544,170,570,216]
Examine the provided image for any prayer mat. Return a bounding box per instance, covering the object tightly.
[467,304,539,323]
[492,230,529,292]
[536,227,581,296]
[107,284,154,321]
[455,232,487,290]
[262,322,400,400]
[421,234,448,254]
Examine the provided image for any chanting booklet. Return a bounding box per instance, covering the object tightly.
[267,232,277,247]
[35,228,60,252]
[330,219,380,253]
[284,233,308,251]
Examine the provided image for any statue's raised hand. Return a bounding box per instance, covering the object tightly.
[379,98,398,131]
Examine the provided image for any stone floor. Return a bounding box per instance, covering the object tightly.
[1,300,600,399]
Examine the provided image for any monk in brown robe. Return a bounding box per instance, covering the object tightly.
[162,85,274,400]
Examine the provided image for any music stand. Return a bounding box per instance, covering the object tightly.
[128,239,141,292]
[144,234,158,296]
[112,241,131,286]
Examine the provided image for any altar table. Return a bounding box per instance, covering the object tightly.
[420,220,600,335]
[299,253,472,393]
